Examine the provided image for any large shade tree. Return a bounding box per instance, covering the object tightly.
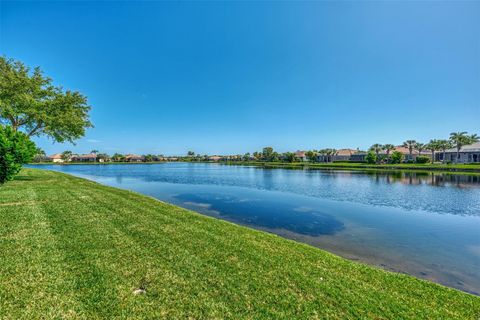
[262,147,275,162]
[283,152,296,163]
[305,150,317,162]
[0,56,92,143]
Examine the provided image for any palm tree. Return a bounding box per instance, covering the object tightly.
[382,144,395,163]
[436,140,453,164]
[317,149,328,162]
[90,149,99,162]
[449,132,479,163]
[326,148,337,162]
[369,144,384,163]
[425,140,440,163]
[402,140,417,161]
[416,143,425,155]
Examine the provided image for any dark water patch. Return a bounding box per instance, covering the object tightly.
[174,193,344,237]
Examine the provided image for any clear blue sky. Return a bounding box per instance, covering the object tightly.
[1,1,479,156]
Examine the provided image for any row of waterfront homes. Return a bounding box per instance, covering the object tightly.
[300,143,480,163]
[46,142,480,164]
[47,153,180,163]
[296,143,480,163]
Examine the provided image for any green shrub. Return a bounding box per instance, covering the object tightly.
[365,151,377,164]
[390,151,404,164]
[415,156,430,164]
[0,126,37,184]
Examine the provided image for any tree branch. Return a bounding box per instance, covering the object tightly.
[27,123,44,137]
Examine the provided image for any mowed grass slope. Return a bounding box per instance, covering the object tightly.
[1,169,479,319]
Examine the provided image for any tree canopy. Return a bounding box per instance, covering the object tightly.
[0,56,92,143]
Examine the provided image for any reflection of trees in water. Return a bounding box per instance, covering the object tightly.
[297,168,479,188]
[367,171,480,187]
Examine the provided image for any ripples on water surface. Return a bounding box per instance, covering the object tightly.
[30,163,480,295]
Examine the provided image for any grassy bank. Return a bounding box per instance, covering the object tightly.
[1,169,479,319]
[220,161,480,174]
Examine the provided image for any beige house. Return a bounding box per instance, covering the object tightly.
[382,146,429,161]
[47,153,65,163]
[125,154,144,162]
[333,149,357,161]
[208,156,223,162]
[316,149,358,162]
[295,151,307,161]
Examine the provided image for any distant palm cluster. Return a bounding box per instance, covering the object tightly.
[35,131,479,165]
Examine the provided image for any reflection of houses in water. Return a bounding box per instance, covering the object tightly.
[370,172,480,187]
[303,168,479,188]
[429,173,480,188]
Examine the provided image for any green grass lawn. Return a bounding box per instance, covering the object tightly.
[1,169,479,319]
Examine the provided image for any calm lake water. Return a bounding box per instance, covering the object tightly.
[31,163,480,295]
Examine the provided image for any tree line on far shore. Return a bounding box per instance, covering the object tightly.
[35,131,479,166]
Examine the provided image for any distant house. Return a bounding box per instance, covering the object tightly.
[295,151,307,161]
[167,157,178,162]
[316,153,329,162]
[47,153,65,163]
[387,146,429,162]
[316,149,358,162]
[350,151,367,162]
[439,142,480,163]
[208,156,223,162]
[332,149,357,161]
[125,154,144,162]
[71,153,97,162]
